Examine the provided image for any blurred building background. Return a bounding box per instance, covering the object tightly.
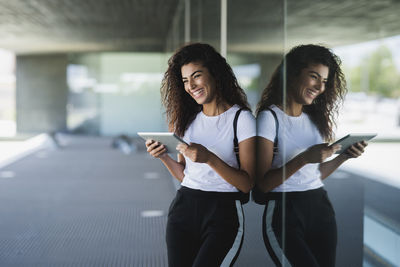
[0,0,399,266]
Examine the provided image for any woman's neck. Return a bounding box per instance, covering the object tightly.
[202,101,231,116]
[278,100,303,117]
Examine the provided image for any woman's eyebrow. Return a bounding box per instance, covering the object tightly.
[182,70,203,80]
[190,70,202,77]
[308,70,321,77]
[309,70,327,80]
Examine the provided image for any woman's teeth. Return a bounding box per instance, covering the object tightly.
[193,89,204,97]
[307,89,316,97]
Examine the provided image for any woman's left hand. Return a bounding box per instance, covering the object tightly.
[176,142,212,163]
[343,141,368,159]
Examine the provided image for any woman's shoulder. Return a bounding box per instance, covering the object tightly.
[231,105,255,122]
[257,105,279,119]
[256,106,278,139]
[233,106,256,140]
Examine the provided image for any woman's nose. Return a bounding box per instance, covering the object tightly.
[315,79,324,91]
[188,79,196,89]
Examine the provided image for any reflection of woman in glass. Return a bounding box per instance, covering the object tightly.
[145,43,256,266]
[256,44,367,267]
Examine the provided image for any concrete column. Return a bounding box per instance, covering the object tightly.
[16,54,68,134]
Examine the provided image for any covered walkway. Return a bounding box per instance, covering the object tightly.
[0,135,397,266]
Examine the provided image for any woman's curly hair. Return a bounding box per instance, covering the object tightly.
[256,44,347,141]
[161,43,250,137]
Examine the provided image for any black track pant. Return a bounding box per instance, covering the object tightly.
[262,187,337,267]
[166,186,245,267]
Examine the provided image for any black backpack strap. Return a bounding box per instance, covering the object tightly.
[233,108,243,168]
[252,107,280,205]
[233,108,249,204]
[265,107,279,156]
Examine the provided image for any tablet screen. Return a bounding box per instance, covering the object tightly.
[331,133,377,154]
[137,132,188,153]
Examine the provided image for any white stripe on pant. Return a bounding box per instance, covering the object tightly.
[263,200,292,267]
[221,200,244,267]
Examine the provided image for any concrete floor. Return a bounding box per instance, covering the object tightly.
[0,135,397,266]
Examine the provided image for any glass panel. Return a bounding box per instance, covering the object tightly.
[333,37,400,267]
[0,49,16,137]
[165,0,186,52]
[285,1,400,266]
[227,0,285,265]
[165,0,221,52]
[67,52,168,136]
[191,0,221,49]
[227,0,286,109]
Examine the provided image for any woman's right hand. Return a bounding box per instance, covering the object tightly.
[301,143,341,164]
[145,139,167,158]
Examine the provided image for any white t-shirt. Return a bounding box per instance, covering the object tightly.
[257,105,324,192]
[180,105,256,192]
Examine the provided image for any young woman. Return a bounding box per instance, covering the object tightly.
[145,43,256,267]
[256,44,368,267]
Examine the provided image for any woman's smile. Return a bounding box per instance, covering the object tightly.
[181,62,217,105]
[294,63,329,106]
[191,88,205,98]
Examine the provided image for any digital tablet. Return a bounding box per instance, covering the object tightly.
[331,133,377,154]
[137,132,188,153]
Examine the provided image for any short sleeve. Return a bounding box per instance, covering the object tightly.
[257,110,277,142]
[237,110,256,143]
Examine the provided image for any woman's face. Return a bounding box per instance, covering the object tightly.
[181,62,217,105]
[291,63,329,105]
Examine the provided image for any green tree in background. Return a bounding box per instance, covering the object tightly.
[348,45,400,98]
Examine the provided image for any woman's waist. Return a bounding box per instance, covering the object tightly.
[268,186,326,199]
[181,174,238,191]
[179,186,243,200]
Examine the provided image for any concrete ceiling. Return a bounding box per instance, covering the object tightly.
[227,0,400,53]
[0,0,181,54]
[1,0,400,55]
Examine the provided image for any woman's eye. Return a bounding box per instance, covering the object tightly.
[194,74,201,78]
[310,75,317,80]
[182,80,188,84]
